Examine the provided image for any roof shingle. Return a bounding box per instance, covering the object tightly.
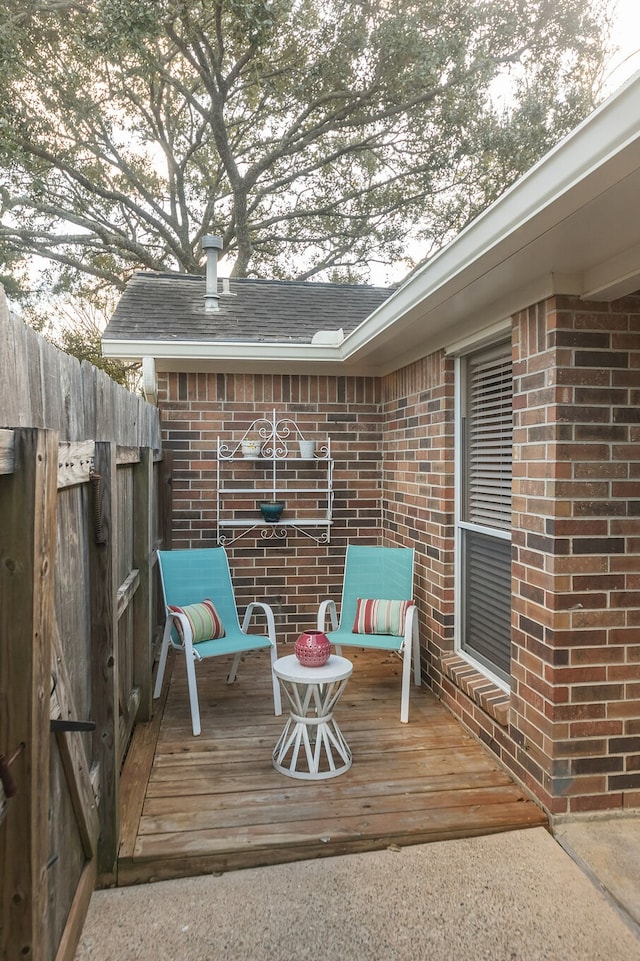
[103,272,395,344]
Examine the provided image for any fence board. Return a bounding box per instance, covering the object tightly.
[0,428,58,961]
[38,334,65,431]
[0,429,14,473]
[89,442,120,876]
[0,294,12,424]
[50,620,100,858]
[53,860,97,961]
[157,451,173,549]
[79,361,97,442]
[9,315,33,425]
[133,449,154,720]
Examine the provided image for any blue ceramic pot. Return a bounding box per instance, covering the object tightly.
[259,500,285,522]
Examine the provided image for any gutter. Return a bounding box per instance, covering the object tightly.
[104,339,346,363]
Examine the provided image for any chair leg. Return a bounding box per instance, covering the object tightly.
[400,642,412,723]
[184,649,202,736]
[227,652,242,684]
[412,622,421,686]
[270,647,282,716]
[153,618,172,699]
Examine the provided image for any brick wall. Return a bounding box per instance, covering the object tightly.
[157,371,383,644]
[511,294,640,815]
[381,354,456,668]
[378,295,640,817]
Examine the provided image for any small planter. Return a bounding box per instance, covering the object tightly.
[259,500,285,522]
[241,439,262,458]
[298,439,316,459]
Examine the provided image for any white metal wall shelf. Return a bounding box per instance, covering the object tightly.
[216,410,333,545]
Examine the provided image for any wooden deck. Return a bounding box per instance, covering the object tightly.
[113,648,548,886]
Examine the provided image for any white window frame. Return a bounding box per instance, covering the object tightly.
[453,331,512,693]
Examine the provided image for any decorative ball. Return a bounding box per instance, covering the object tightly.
[294,630,331,667]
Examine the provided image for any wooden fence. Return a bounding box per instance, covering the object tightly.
[0,290,171,961]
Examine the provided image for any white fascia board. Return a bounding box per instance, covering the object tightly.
[340,71,640,361]
[102,338,344,364]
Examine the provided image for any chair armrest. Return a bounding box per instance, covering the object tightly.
[317,599,338,632]
[401,602,418,649]
[166,610,202,660]
[242,601,277,645]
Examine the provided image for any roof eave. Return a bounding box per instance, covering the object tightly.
[102,338,362,375]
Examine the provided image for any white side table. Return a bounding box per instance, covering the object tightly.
[272,654,353,780]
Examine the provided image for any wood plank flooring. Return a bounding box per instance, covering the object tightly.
[113,648,547,886]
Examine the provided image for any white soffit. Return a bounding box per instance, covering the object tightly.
[582,240,640,300]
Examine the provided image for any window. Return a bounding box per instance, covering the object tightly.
[455,338,512,687]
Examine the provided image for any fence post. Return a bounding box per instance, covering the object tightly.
[0,428,58,961]
[88,441,119,876]
[133,447,153,721]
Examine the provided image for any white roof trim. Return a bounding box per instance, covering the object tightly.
[582,240,640,300]
[104,339,346,362]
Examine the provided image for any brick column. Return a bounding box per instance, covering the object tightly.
[512,294,640,815]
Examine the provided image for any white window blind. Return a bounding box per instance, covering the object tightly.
[465,345,512,531]
[458,338,513,686]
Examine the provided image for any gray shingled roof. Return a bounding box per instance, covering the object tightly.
[103,272,395,344]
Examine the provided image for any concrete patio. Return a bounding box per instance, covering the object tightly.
[75,818,640,961]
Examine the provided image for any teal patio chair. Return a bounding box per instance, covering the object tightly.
[154,548,282,736]
[317,545,420,722]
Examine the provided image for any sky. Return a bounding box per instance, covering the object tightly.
[605,0,640,93]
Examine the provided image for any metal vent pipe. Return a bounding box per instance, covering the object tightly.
[202,235,223,311]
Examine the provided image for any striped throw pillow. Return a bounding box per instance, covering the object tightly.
[352,597,414,637]
[168,598,225,643]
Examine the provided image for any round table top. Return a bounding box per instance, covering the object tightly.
[273,653,353,684]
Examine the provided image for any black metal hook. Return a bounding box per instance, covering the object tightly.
[50,719,96,733]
